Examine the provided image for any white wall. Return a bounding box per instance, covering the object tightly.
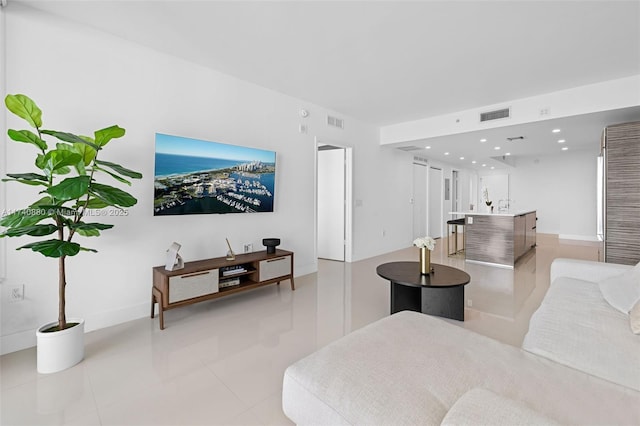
[0,5,413,353]
[479,149,599,239]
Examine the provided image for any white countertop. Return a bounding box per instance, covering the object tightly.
[449,209,536,217]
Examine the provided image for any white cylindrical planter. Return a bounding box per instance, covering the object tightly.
[36,318,85,374]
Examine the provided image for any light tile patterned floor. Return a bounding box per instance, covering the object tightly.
[0,235,599,425]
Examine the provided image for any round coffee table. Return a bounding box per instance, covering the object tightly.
[376,262,471,321]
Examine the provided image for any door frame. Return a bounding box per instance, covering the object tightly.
[428,166,444,238]
[314,137,353,263]
[412,160,428,240]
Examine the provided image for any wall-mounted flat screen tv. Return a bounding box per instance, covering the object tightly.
[154,133,276,215]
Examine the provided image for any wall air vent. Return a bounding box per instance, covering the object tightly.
[480,107,510,122]
[327,115,344,129]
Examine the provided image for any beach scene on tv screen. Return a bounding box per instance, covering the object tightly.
[154,133,276,215]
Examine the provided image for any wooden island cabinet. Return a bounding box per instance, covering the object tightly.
[151,249,294,329]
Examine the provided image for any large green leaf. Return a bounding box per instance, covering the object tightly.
[46,176,90,201]
[5,94,42,128]
[81,198,110,209]
[7,129,47,150]
[96,160,142,179]
[17,239,80,258]
[70,222,114,237]
[6,173,48,182]
[39,149,83,175]
[2,224,58,238]
[2,173,49,186]
[0,209,51,228]
[74,142,97,165]
[94,125,125,147]
[89,183,138,208]
[56,143,87,175]
[41,130,100,151]
[29,196,54,207]
[94,165,132,186]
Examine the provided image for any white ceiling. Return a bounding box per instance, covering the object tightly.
[10,0,640,167]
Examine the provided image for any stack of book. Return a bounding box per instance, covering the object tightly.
[219,277,241,289]
[221,265,247,276]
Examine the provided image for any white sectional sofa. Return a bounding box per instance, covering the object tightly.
[522,258,640,392]
[282,259,640,425]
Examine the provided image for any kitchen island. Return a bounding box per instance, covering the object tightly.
[449,210,536,268]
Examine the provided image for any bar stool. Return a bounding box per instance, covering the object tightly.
[446,218,465,256]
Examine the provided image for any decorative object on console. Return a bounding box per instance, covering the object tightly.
[263,238,281,254]
[1,94,142,373]
[165,242,184,271]
[225,237,236,260]
[153,133,276,216]
[413,236,436,275]
[483,187,493,212]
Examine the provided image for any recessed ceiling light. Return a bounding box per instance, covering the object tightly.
[494,146,501,150]
[425,146,431,149]
[482,164,487,167]
[472,160,477,164]
[552,129,561,133]
[459,156,465,160]
[480,138,487,142]
[562,147,569,151]
[490,167,495,170]
[558,139,565,143]
[444,152,450,155]
[505,153,511,156]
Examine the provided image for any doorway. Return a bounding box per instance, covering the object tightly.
[317,142,352,262]
[428,167,443,238]
[452,170,459,213]
[412,162,428,239]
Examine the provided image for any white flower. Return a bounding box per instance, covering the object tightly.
[413,236,436,250]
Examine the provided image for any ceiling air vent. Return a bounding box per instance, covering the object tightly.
[398,146,421,151]
[327,115,344,129]
[480,107,510,122]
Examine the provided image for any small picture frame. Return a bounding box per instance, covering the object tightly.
[165,242,184,271]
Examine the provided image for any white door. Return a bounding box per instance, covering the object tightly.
[318,147,345,261]
[412,163,427,239]
[428,167,443,238]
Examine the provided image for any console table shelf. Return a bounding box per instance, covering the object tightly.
[151,249,294,329]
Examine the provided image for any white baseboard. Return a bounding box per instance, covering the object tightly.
[558,234,600,242]
[0,302,150,355]
[1,329,36,355]
[294,261,317,278]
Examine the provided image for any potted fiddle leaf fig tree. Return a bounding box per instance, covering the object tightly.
[0,94,142,373]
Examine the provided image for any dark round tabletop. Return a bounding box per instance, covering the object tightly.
[376,261,471,288]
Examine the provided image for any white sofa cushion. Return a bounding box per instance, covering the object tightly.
[283,311,640,425]
[523,276,640,391]
[440,388,559,425]
[598,261,640,314]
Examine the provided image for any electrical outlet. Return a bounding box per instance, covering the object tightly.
[243,243,253,253]
[467,299,473,307]
[9,285,24,303]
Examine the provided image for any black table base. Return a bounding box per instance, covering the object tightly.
[377,262,470,322]
[391,282,464,321]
